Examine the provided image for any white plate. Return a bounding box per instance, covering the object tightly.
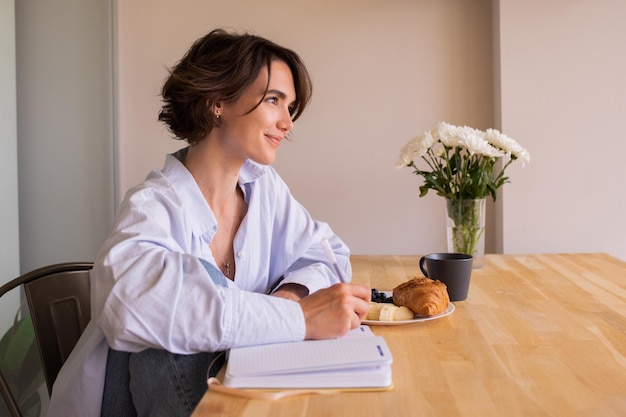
[362,291,455,326]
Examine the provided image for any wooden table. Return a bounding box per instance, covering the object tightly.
[192,254,626,417]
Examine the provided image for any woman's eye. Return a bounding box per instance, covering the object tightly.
[266,96,278,104]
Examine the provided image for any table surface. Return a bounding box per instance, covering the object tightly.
[192,253,626,417]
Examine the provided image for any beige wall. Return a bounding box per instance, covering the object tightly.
[498,0,626,260]
[116,0,625,260]
[116,0,494,255]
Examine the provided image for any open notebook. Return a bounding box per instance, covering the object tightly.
[223,325,393,390]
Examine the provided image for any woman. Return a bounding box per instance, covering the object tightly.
[47,29,370,416]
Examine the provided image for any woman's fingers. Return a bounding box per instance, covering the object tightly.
[299,283,371,340]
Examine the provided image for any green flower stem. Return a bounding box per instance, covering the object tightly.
[447,198,485,257]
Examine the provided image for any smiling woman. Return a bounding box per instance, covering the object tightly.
[46,28,371,417]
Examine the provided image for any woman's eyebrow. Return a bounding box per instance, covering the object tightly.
[266,89,288,99]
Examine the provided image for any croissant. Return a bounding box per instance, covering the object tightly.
[392,277,450,316]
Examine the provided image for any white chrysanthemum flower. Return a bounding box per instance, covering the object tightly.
[415,131,436,155]
[515,148,531,165]
[459,131,505,158]
[438,124,503,158]
[459,135,504,158]
[436,122,461,147]
[395,131,436,168]
[485,128,530,165]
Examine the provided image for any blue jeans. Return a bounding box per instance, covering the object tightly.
[101,348,226,417]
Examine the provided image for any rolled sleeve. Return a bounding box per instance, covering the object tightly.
[221,290,306,348]
[281,263,334,294]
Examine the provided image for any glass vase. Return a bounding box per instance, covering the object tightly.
[446,198,486,268]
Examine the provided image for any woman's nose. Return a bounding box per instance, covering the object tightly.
[277,108,294,132]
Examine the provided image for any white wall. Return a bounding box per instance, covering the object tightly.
[16,0,115,272]
[116,0,495,256]
[0,0,20,331]
[498,0,626,260]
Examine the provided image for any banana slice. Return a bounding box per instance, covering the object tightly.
[378,304,415,321]
[366,302,384,320]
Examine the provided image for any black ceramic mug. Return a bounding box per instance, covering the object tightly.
[419,253,473,301]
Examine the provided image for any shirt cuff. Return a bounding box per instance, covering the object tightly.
[281,263,333,294]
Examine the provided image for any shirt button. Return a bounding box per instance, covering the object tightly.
[237,251,245,258]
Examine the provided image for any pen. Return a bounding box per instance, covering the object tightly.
[321,238,347,282]
[267,276,284,294]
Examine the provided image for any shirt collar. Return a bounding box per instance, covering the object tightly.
[239,159,267,185]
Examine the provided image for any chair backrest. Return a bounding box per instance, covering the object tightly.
[0,262,93,416]
[22,263,93,394]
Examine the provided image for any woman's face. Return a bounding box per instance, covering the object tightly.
[216,60,296,166]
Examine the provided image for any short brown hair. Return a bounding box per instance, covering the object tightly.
[158,29,313,145]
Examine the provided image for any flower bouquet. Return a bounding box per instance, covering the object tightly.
[396,122,530,265]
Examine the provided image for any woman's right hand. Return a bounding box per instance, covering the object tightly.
[298,283,371,340]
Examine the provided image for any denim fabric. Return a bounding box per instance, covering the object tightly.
[101,348,226,417]
[101,350,135,417]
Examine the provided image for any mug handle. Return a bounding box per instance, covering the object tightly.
[419,256,429,277]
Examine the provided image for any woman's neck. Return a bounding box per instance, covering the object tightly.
[183,141,243,212]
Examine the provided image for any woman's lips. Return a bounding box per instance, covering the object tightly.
[265,134,283,146]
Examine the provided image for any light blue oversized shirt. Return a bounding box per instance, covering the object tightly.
[47,148,351,416]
